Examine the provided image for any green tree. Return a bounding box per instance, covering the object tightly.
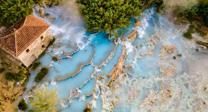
[77,0,142,39]
[29,86,58,112]
[34,0,62,7]
[182,0,208,27]
[0,0,35,27]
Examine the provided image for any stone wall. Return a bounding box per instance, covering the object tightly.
[17,30,52,67]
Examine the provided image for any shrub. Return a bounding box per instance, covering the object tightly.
[183,31,192,39]
[5,72,24,82]
[84,107,93,112]
[180,1,208,28]
[31,62,41,70]
[18,99,28,111]
[48,37,56,47]
[5,72,14,81]
[35,67,49,82]
[183,25,195,39]
[52,56,59,62]
[30,86,57,112]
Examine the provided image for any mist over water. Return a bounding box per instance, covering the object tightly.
[62,0,84,26]
[113,8,208,112]
[28,2,208,112]
[40,0,89,51]
[163,0,198,8]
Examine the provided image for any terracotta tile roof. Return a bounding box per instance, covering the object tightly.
[0,34,16,55]
[0,15,49,56]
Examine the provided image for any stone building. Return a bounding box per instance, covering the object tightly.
[0,15,52,67]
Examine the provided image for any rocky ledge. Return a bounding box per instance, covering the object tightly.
[108,46,126,83]
[128,30,138,42]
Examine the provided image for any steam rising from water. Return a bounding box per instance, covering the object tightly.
[111,8,208,112]
[62,0,84,26]
[31,2,208,111]
[41,0,89,50]
[163,0,198,8]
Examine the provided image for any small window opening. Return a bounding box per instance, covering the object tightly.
[26,49,30,53]
[42,45,45,48]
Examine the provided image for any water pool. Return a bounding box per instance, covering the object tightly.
[25,5,208,112]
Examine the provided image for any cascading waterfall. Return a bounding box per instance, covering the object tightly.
[25,2,208,112]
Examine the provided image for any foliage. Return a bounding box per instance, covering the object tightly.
[84,107,93,112]
[5,72,22,82]
[18,99,28,111]
[142,0,164,11]
[48,37,56,47]
[77,0,142,39]
[201,0,208,4]
[183,31,192,39]
[183,25,195,39]
[34,67,49,82]
[174,0,208,39]
[0,0,35,27]
[5,68,28,82]
[31,62,41,70]
[177,0,208,27]
[52,56,59,62]
[0,0,62,27]
[34,0,62,7]
[30,86,57,112]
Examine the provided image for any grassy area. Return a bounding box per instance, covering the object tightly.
[4,67,29,82]
[0,68,28,111]
[5,72,24,82]
[0,51,29,111]
[29,86,57,112]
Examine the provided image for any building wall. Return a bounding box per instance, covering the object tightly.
[17,30,52,67]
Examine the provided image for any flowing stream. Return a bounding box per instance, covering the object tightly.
[25,2,208,112]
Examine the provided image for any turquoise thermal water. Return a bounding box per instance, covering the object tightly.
[25,5,208,112]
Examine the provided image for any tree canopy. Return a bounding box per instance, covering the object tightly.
[34,0,62,7]
[77,0,142,39]
[0,0,35,27]
[29,86,57,112]
[0,0,62,27]
[182,0,208,38]
[179,0,208,27]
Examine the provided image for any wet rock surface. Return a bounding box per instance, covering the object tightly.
[23,5,208,112]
